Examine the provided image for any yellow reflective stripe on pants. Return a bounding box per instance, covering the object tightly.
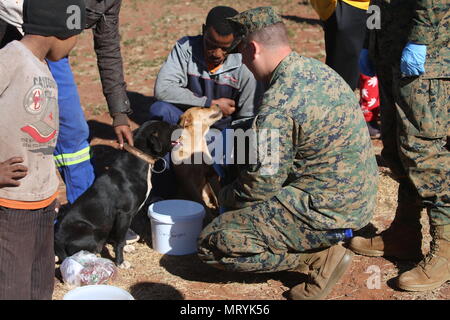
[54,146,91,168]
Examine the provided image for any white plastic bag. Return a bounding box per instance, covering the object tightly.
[60,251,117,288]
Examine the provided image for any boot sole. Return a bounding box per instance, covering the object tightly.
[293,249,354,300]
[349,246,385,257]
[397,279,450,292]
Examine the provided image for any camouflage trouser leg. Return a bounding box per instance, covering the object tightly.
[198,197,337,273]
[378,68,424,222]
[394,76,450,226]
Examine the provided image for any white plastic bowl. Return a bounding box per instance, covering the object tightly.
[63,285,134,300]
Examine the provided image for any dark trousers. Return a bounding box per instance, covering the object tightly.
[324,1,367,90]
[0,202,56,300]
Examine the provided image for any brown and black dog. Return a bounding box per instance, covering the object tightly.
[54,121,179,268]
[172,105,223,222]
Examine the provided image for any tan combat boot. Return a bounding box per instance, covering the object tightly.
[397,225,450,291]
[349,201,423,261]
[289,244,354,300]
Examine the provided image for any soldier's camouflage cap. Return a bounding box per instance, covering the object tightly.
[227,6,283,39]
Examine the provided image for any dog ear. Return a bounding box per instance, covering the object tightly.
[179,113,193,128]
[147,132,163,155]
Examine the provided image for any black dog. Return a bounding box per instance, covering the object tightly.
[54,120,179,267]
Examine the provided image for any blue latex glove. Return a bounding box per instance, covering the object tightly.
[359,49,375,77]
[400,42,427,76]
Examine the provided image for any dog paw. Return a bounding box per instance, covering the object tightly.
[125,229,140,245]
[124,244,136,253]
[119,261,131,269]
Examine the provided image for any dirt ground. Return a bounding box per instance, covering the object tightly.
[51,0,449,300]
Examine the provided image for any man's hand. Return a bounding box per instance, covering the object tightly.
[0,157,28,188]
[400,42,427,76]
[114,125,134,149]
[212,98,236,117]
[112,113,134,149]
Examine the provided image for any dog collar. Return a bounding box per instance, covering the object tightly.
[171,140,182,147]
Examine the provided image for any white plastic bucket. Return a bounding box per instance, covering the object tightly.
[148,200,205,255]
[63,285,134,300]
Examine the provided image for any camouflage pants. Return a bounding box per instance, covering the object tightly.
[380,71,450,226]
[198,197,341,273]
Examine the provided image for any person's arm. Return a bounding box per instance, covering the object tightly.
[219,110,294,209]
[309,0,337,21]
[92,0,133,147]
[400,0,440,76]
[408,0,437,45]
[154,38,211,109]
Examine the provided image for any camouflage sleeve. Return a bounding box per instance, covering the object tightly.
[219,110,294,209]
[409,0,446,45]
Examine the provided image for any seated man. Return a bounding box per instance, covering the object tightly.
[149,6,262,198]
[197,7,379,300]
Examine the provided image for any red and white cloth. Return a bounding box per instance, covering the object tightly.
[359,74,380,122]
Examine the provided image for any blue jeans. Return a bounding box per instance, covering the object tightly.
[149,101,184,125]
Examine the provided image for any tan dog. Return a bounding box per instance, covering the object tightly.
[172,105,223,222]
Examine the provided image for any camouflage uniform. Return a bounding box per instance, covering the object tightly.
[367,0,450,225]
[198,7,379,272]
